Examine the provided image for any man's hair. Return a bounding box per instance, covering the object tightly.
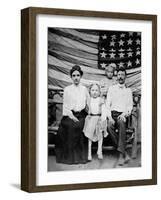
[70,65,83,77]
[117,67,127,76]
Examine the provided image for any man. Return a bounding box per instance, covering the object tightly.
[106,67,133,165]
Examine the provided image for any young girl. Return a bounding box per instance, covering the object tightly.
[83,83,108,160]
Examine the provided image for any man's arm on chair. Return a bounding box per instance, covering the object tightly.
[118,88,133,122]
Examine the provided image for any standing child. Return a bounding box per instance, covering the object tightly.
[100,63,117,99]
[83,83,108,161]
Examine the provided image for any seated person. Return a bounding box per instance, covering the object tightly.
[55,65,89,165]
[106,67,133,166]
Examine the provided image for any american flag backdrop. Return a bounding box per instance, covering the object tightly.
[98,31,141,70]
[48,28,141,95]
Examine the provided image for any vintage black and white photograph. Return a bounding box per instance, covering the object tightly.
[21,7,157,192]
[48,27,141,171]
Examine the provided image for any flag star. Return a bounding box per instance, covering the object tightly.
[135,58,140,65]
[136,50,141,55]
[100,51,107,58]
[137,32,141,36]
[136,39,141,45]
[120,33,126,38]
[101,47,105,51]
[109,48,116,52]
[119,52,125,58]
[118,40,125,46]
[111,34,116,40]
[129,32,133,36]
[100,63,106,69]
[118,62,124,68]
[110,41,115,46]
[109,52,116,58]
[102,34,107,39]
[127,48,132,51]
[119,48,125,52]
[127,60,132,67]
[127,52,133,57]
[127,38,133,45]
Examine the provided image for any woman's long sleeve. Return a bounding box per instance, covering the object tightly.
[62,88,73,117]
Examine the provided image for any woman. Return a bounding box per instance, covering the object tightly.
[55,65,89,164]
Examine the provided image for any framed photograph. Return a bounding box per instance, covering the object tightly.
[21,7,157,192]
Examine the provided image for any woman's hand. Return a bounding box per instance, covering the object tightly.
[117,113,126,122]
[69,113,79,122]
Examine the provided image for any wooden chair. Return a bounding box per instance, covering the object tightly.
[48,86,63,149]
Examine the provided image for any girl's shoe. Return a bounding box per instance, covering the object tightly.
[124,153,130,163]
[97,152,103,160]
[88,155,92,161]
[118,154,125,166]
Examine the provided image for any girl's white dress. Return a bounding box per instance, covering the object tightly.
[83,97,108,142]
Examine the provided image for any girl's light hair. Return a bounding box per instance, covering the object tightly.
[88,83,101,96]
[105,63,116,72]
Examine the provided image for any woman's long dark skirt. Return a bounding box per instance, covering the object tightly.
[55,110,88,164]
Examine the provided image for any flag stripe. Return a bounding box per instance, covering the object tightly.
[49,69,98,85]
[49,64,104,81]
[48,49,98,68]
[48,55,105,74]
[48,32,98,54]
[50,28,99,43]
[49,42,98,60]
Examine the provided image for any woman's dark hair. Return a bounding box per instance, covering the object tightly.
[70,65,83,77]
[117,67,127,76]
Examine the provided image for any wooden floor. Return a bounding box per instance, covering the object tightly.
[48,145,141,171]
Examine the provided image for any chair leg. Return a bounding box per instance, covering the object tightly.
[131,127,137,159]
[88,140,92,161]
